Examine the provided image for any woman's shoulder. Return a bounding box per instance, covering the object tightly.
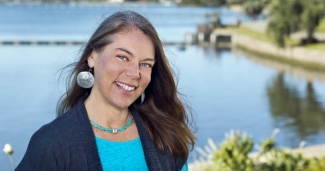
[19,107,83,161]
[16,107,87,170]
[31,106,81,145]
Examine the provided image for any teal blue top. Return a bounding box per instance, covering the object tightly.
[95,137,188,171]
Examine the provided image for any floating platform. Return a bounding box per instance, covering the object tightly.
[0,40,191,46]
[0,40,87,45]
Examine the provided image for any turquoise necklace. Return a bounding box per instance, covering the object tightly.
[90,117,133,134]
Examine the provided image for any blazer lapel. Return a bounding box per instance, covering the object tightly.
[75,95,103,171]
[130,107,164,171]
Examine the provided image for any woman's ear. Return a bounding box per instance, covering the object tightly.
[87,51,97,68]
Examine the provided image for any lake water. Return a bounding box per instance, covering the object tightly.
[1,3,325,170]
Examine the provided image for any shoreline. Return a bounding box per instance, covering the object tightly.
[209,27,325,72]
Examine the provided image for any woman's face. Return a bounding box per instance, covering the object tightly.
[87,28,155,110]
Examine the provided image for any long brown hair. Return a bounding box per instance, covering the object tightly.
[57,11,196,159]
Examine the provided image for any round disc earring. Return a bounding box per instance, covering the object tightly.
[77,69,94,88]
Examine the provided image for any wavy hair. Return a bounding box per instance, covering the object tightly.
[57,11,196,159]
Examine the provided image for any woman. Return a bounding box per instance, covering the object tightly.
[16,11,196,171]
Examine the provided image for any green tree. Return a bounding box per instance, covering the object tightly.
[226,0,247,5]
[267,0,303,47]
[179,0,226,6]
[243,0,271,19]
[267,0,325,47]
[301,1,324,44]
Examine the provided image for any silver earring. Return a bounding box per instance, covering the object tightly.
[77,69,94,88]
[141,92,145,104]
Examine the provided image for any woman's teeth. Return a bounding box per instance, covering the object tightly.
[116,82,136,91]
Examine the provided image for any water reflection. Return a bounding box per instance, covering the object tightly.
[200,46,231,57]
[267,73,325,144]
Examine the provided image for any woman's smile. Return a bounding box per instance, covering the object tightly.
[115,81,137,92]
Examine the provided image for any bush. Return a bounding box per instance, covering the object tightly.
[202,129,325,171]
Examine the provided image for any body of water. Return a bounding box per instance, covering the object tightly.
[1,3,325,170]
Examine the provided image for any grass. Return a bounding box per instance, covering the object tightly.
[227,27,272,43]
[227,26,298,46]
[305,42,325,51]
[227,25,325,51]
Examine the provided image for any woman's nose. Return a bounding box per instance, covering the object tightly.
[125,63,140,79]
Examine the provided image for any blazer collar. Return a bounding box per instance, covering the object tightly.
[130,106,164,171]
[75,95,103,171]
[74,95,173,171]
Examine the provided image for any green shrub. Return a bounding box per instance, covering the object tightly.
[203,129,325,171]
[211,130,254,171]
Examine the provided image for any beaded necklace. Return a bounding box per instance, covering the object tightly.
[90,117,133,134]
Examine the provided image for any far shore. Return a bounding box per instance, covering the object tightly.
[215,21,325,71]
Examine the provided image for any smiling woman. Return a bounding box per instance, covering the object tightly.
[16,11,196,171]
[86,29,155,112]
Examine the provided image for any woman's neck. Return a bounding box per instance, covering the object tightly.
[84,93,130,129]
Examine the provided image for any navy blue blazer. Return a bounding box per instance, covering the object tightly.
[16,95,186,171]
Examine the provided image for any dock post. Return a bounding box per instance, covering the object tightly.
[185,33,193,45]
[198,32,204,44]
[210,32,217,45]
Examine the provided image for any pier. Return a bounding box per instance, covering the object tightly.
[0,40,87,45]
[0,40,189,46]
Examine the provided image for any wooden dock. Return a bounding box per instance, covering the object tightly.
[0,40,87,45]
[0,40,191,46]
[0,31,233,47]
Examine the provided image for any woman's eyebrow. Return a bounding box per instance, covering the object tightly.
[115,47,134,57]
[116,47,155,62]
[142,58,155,62]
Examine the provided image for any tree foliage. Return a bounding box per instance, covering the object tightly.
[267,0,325,47]
[301,1,324,43]
[179,0,226,6]
[242,0,271,19]
[226,0,246,5]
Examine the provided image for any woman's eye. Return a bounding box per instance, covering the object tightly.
[140,63,152,68]
[117,55,128,61]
